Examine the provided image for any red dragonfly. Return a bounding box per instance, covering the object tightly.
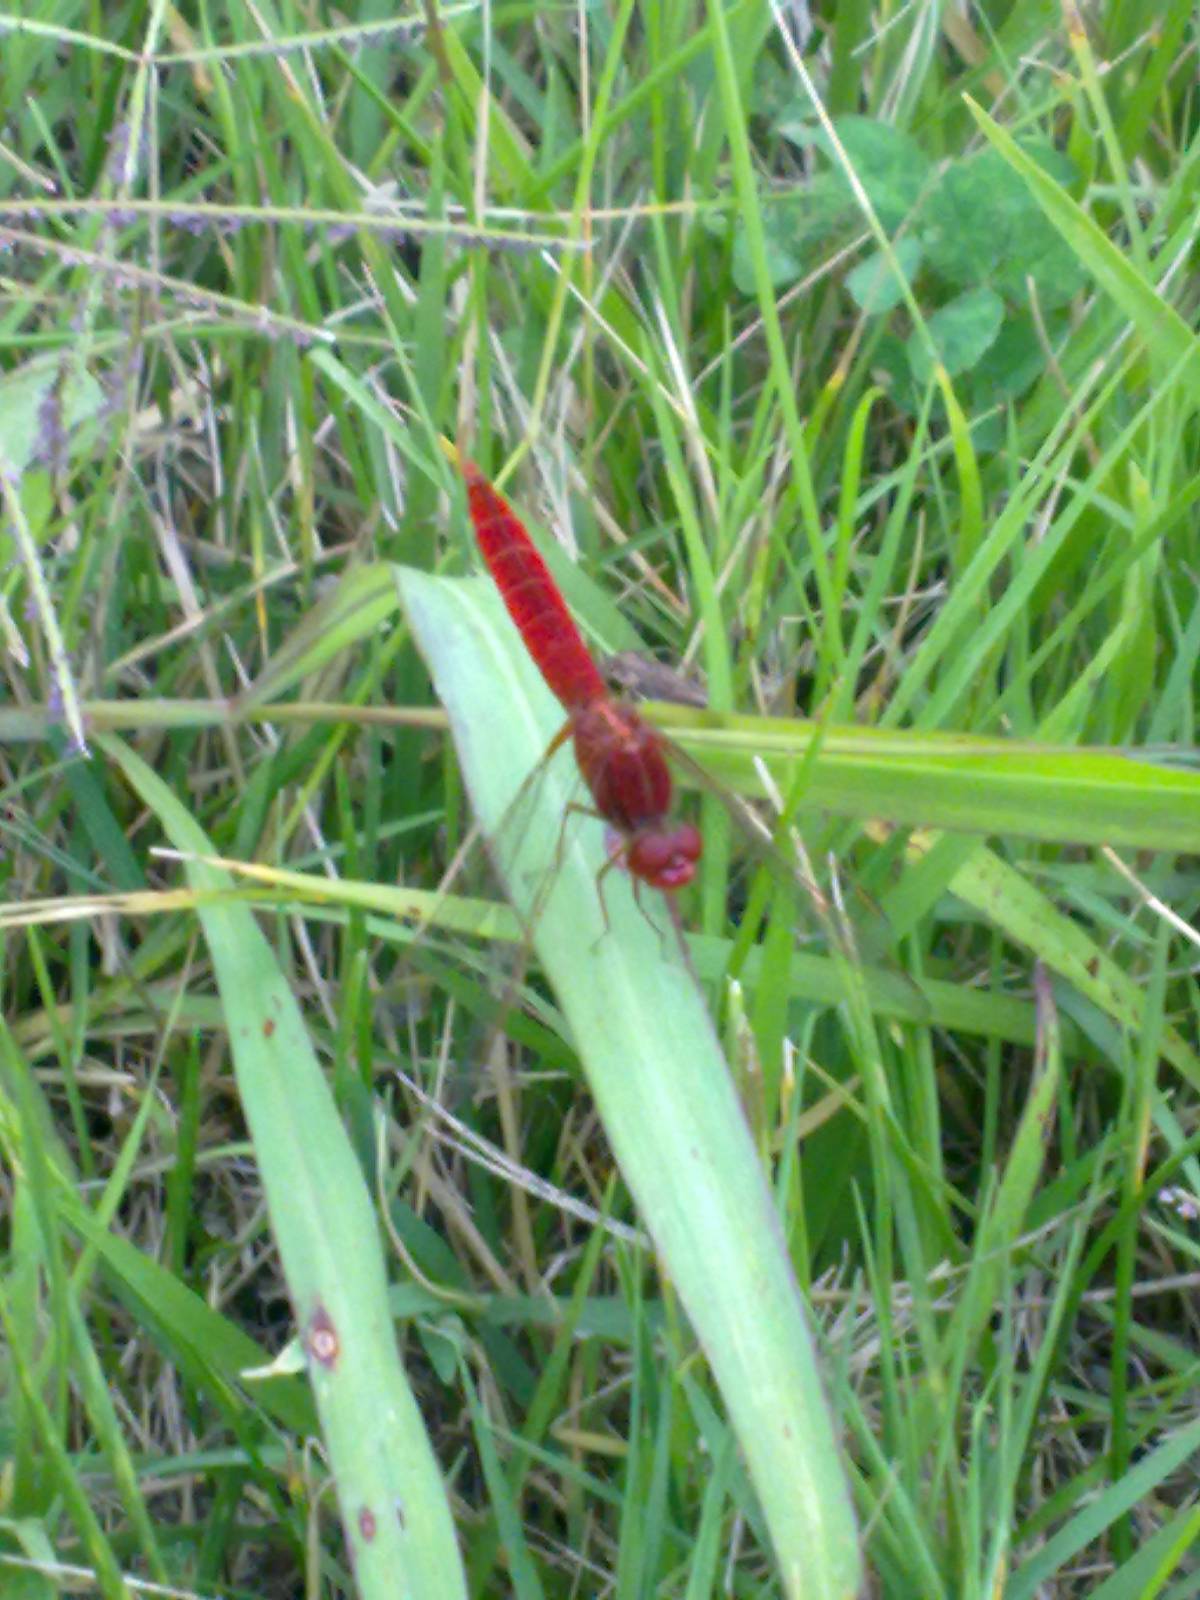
[462,460,703,894]
[452,455,925,1025]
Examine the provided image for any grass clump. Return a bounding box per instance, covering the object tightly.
[0,3,1198,1597]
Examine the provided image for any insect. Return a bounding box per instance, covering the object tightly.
[461,460,702,893]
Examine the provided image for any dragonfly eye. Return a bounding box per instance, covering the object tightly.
[625,823,702,890]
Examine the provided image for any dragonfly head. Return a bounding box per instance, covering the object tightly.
[620,822,703,891]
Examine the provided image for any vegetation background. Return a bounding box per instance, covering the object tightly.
[1,0,1199,1596]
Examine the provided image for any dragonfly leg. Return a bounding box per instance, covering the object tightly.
[541,719,575,761]
[592,853,618,940]
[592,842,661,943]
[593,841,668,947]
[556,800,616,937]
[533,770,602,883]
[554,801,668,944]
[628,870,670,947]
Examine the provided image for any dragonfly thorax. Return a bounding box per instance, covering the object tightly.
[571,700,673,831]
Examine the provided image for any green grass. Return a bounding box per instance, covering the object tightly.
[1,2,1199,1597]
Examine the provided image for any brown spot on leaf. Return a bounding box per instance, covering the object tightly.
[359,1507,377,1542]
[308,1304,339,1369]
[263,1018,276,1037]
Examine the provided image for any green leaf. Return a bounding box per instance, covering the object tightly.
[922,144,1086,309]
[781,115,933,232]
[1006,1418,1200,1600]
[731,218,803,293]
[908,287,1004,381]
[236,563,398,709]
[969,313,1060,403]
[100,736,469,1600]
[663,708,1200,853]
[847,236,924,314]
[397,566,861,1600]
[965,98,1200,401]
[0,359,106,477]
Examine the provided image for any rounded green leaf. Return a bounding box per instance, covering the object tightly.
[908,287,1005,381]
[847,236,924,314]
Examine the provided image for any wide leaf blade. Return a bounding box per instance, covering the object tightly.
[398,566,861,1600]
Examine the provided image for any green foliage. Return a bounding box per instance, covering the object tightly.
[721,113,1090,406]
[0,2,1198,1598]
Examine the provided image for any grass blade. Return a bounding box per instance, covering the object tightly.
[100,735,468,1599]
[399,565,861,1599]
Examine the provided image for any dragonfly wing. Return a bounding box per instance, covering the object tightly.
[663,732,930,1016]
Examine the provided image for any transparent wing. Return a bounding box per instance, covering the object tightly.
[663,732,931,1019]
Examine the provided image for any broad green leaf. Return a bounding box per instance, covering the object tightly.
[0,358,106,478]
[847,236,924,314]
[398,567,861,1600]
[908,287,1004,381]
[966,98,1200,402]
[922,143,1085,308]
[970,313,1059,402]
[732,218,803,293]
[780,115,933,232]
